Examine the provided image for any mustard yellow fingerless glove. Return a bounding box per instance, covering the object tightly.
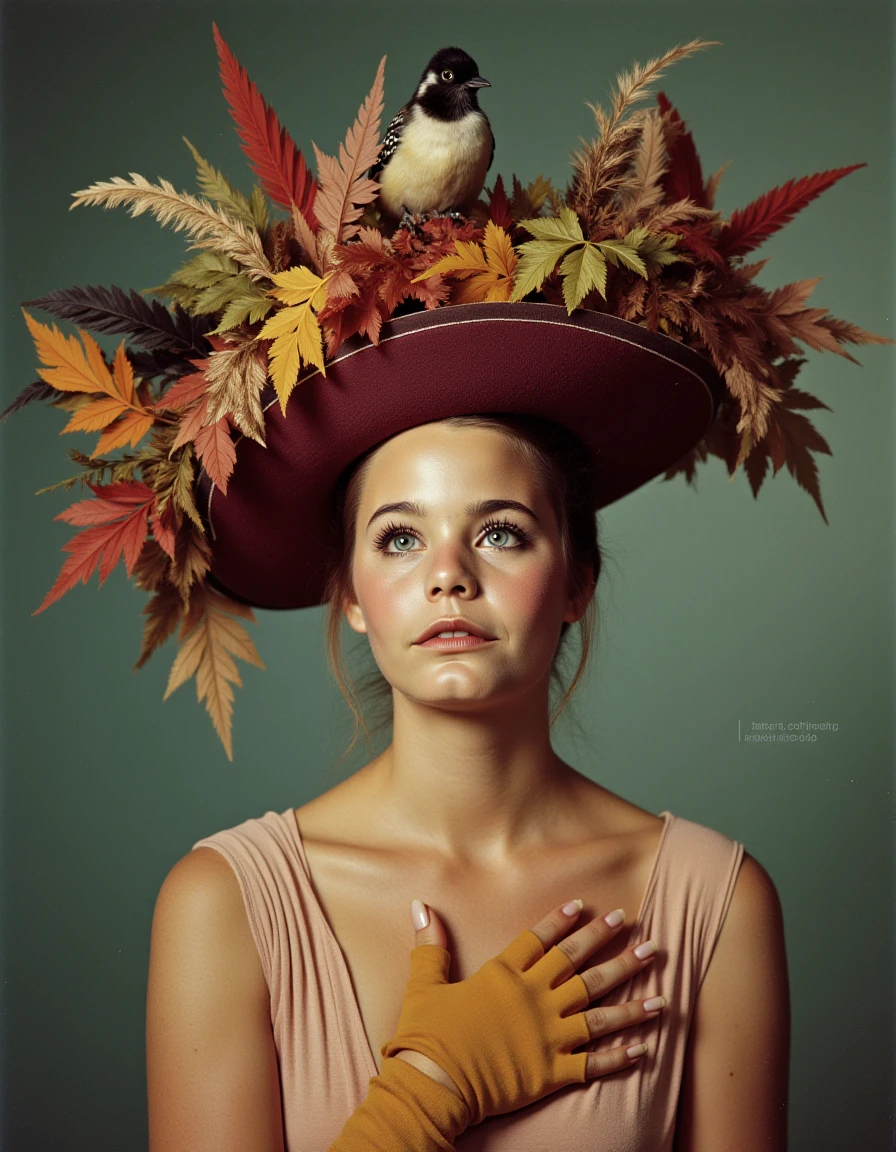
[329,1053,470,1151]
[380,927,592,1127]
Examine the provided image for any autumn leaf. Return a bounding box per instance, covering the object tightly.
[258,266,330,415]
[509,208,666,312]
[133,578,185,672]
[32,480,155,614]
[313,56,386,243]
[717,164,867,259]
[163,582,266,762]
[212,22,318,232]
[21,310,157,454]
[412,221,518,303]
[167,388,237,496]
[485,175,513,229]
[559,244,608,312]
[20,283,213,361]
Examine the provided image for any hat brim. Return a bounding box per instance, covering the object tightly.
[196,301,726,610]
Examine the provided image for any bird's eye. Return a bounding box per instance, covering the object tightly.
[441,69,454,81]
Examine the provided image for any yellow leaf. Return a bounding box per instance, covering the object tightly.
[266,328,302,417]
[414,222,517,303]
[261,298,327,417]
[411,240,487,283]
[267,265,330,308]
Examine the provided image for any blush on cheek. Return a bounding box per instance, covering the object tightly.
[507,565,567,635]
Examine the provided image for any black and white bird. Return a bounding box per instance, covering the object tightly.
[369,47,494,227]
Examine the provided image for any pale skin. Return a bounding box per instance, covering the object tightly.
[325,421,790,1147]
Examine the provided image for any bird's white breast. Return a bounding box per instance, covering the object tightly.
[378,106,492,216]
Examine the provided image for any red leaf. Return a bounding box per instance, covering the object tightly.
[662,219,728,270]
[656,91,709,208]
[212,22,318,230]
[487,175,514,229]
[717,164,867,259]
[33,481,154,614]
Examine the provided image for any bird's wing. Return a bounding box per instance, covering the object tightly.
[485,114,495,173]
[368,106,407,180]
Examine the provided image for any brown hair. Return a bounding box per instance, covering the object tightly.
[320,413,608,781]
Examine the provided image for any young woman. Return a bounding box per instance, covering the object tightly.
[147,400,789,1151]
[14,28,883,1152]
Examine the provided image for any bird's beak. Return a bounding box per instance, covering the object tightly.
[465,76,491,88]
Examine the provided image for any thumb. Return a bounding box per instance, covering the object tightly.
[411,898,447,947]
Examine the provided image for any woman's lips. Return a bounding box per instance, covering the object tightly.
[416,635,497,650]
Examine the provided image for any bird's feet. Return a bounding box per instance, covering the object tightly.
[400,205,430,236]
[399,205,468,236]
[433,207,468,224]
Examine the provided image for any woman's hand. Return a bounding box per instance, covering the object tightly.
[386,897,665,1125]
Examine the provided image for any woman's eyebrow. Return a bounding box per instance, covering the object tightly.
[366,498,540,532]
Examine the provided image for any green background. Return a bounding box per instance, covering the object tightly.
[2,0,893,1147]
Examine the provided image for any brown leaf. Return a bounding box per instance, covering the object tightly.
[163,583,266,761]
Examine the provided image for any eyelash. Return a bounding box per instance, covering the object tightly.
[373,516,533,556]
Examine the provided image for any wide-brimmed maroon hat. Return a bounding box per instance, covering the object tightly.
[196,301,726,611]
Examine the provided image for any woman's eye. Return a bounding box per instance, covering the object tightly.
[441,69,454,81]
[376,521,528,555]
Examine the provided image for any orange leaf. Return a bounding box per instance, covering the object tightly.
[21,310,113,395]
[23,311,156,453]
[194,415,237,495]
[93,409,157,455]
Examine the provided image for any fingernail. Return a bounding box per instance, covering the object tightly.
[643,996,666,1012]
[603,908,625,928]
[562,898,584,916]
[627,1043,647,1059]
[634,939,657,960]
[411,899,429,930]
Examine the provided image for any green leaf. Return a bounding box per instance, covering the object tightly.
[209,291,275,335]
[508,238,577,302]
[559,244,608,312]
[623,227,684,270]
[595,239,648,278]
[517,204,585,244]
[182,137,270,232]
[195,273,268,316]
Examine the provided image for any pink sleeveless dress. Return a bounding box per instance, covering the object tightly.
[192,807,743,1150]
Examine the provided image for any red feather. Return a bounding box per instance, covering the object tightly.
[212,22,318,231]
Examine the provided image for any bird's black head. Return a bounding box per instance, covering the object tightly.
[413,46,491,121]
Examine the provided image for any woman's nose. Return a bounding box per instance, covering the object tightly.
[424,537,478,598]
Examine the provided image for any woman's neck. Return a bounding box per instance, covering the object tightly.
[356,688,592,867]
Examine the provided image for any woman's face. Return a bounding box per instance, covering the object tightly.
[343,422,587,713]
